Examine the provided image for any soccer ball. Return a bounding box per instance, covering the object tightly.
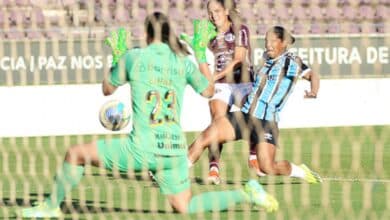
[99,100,131,131]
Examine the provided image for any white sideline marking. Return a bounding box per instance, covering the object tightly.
[323,177,390,183]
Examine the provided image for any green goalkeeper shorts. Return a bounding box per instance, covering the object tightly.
[97,137,190,195]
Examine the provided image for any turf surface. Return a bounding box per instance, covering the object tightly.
[1,126,389,219]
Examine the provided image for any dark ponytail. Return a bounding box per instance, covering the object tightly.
[271,26,295,45]
[144,12,190,56]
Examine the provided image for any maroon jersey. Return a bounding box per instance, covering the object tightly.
[209,24,254,83]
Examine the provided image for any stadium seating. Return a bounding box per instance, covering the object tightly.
[114,6,131,24]
[256,7,273,22]
[309,21,323,34]
[0,0,388,39]
[291,22,308,34]
[358,5,375,20]
[341,5,358,21]
[255,22,268,35]
[307,5,324,20]
[0,10,4,27]
[323,5,340,22]
[274,6,290,22]
[290,5,307,21]
[326,21,341,34]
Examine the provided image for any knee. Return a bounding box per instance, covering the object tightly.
[259,162,278,175]
[65,145,83,164]
[168,192,192,214]
[197,131,216,149]
[173,205,188,214]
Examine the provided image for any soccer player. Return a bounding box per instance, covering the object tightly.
[184,0,319,185]
[187,26,323,184]
[19,12,278,218]
[184,0,259,185]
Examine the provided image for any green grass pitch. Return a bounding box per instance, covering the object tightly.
[1,126,389,219]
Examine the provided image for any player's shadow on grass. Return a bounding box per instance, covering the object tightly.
[63,199,254,215]
[1,195,168,217]
[192,176,303,185]
[91,171,153,180]
[60,199,169,214]
[1,195,263,217]
[1,196,41,219]
[90,171,160,188]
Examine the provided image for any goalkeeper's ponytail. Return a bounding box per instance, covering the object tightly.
[145,12,190,56]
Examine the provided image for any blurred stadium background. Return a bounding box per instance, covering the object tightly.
[0,0,389,40]
[1,0,389,219]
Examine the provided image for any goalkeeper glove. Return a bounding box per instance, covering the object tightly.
[105,28,130,66]
[180,19,217,63]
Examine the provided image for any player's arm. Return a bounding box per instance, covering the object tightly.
[199,63,215,98]
[102,75,118,96]
[295,56,320,98]
[213,46,247,81]
[302,69,320,98]
[185,58,214,98]
[102,28,130,96]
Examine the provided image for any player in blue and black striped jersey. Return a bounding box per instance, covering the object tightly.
[188,26,322,184]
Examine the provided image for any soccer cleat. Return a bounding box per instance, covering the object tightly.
[19,202,63,218]
[206,169,221,185]
[244,179,278,212]
[248,158,267,177]
[300,164,323,184]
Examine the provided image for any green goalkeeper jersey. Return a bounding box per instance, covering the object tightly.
[109,42,209,155]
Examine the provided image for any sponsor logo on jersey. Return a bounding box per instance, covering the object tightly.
[225,33,235,42]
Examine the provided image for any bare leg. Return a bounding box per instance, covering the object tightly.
[188,116,236,164]
[167,186,253,213]
[207,100,229,168]
[36,141,104,209]
[248,142,267,177]
[166,189,193,213]
[256,142,291,175]
[64,141,103,167]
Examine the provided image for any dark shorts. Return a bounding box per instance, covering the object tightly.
[227,111,279,146]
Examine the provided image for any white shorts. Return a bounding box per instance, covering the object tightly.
[210,83,252,112]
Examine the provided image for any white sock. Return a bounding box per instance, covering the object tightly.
[210,166,219,173]
[290,163,305,178]
[249,154,257,161]
[188,158,193,168]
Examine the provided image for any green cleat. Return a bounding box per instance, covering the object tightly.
[300,164,323,184]
[243,179,279,213]
[19,202,63,218]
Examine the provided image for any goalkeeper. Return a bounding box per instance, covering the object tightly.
[19,12,278,218]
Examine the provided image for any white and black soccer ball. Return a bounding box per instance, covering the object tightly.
[99,100,131,131]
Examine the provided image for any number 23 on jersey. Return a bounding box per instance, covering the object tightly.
[146,90,177,125]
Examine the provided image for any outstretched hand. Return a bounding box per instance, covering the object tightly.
[105,28,130,66]
[180,19,217,63]
[304,90,317,98]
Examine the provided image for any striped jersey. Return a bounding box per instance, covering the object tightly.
[208,24,254,83]
[241,52,303,122]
